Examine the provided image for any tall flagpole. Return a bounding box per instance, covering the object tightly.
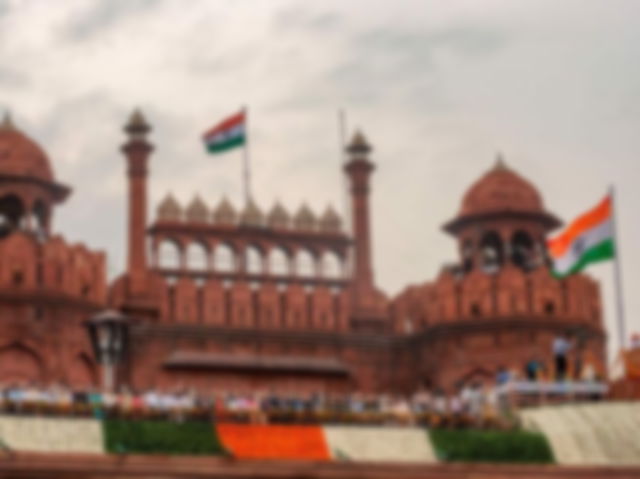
[338,109,350,234]
[610,185,627,350]
[242,105,251,206]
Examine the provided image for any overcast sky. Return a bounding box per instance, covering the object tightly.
[1,0,639,361]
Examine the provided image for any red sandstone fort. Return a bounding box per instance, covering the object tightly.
[0,111,606,394]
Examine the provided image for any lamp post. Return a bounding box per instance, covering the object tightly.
[85,310,129,392]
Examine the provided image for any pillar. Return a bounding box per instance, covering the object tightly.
[122,110,153,295]
[344,130,376,312]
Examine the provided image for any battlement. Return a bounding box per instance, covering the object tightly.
[148,195,351,287]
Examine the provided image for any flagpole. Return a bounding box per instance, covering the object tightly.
[242,105,251,206]
[338,109,350,234]
[610,184,627,350]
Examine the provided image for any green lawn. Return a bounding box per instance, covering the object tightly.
[429,429,554,464]
[103,419,227,455]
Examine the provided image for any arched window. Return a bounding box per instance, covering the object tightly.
[214,243,236,272]
[0,195,24,238]
[322,251,343,278]
[296,249,316,277]
[245,245,264,274]
[270,247,290,276]
[158,239,181,269]
[186,241,209,270]
[480,231,503,273]
[511,231,534,270]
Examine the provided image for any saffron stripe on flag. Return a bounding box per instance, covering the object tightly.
[203,111,245,140]
[547,195,611,258]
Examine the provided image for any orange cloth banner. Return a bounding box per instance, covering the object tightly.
[216,424,330,460]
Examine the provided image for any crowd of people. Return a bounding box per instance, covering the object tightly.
[0,382,514,428]
[0,331,617,428]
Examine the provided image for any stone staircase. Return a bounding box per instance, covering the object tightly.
[521,401,640,465]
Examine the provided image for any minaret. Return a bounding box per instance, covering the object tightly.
[345,130,376,313]
[122,109,153,295]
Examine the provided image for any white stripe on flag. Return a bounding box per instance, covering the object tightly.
[552,218,613,274]
[207,124,245,145]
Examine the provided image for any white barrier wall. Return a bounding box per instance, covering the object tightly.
[521,401,640,465]
[0,416,104,453]
[323,426,436,463]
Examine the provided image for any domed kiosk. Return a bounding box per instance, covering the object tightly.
[393,156,606,391]
[0,113,70,238]
[0,113,105,388]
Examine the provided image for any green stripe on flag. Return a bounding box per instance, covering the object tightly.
[552,238,615,278]
[206,135,245,154]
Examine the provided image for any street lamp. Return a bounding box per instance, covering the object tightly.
[85,309,129,392]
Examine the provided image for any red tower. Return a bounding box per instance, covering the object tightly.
[115,110,160,319]
[344,131,387,332]
[392,157,607,390]
[0,113,105,387]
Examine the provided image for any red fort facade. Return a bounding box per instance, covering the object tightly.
[0,111,607,393]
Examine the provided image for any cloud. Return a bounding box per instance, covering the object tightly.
[272,5,342,32]
[0,66,26,87]
[62,0,162,41]
[0,0,639,360]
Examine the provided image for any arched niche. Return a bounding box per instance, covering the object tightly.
[480,231,503,273]
[270,247,291,276]
[245,245,264,274]
[0,343,43,383]
[158,238,182,269]
[214,242,236,272]
[296,248,316,277]
[0,195,25,238]
[186,241,209,271]
[321,250,343,278]
[511,230,535,270]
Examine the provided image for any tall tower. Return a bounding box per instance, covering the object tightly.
[344,130,386,329]
[122,110,153,296]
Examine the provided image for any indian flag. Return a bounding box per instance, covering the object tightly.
[547,194,615,277]
[203,110,246,154]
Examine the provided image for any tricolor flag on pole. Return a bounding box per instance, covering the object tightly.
[547,194,615,278]
[202,110,246,154]
[202,108,252,204]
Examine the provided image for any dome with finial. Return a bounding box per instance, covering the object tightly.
[267,201,290,229]
[157,193,182,221]
[185,195,209,223]
[293,203,317,231]
[213,196,237,225]
[124,108,150,135]
[0,112,55,183]
[459,155,544,217]
[319,205,342,233]
[240,197,264,227]
[346,129,371,154]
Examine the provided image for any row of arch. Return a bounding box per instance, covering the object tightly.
[462,230,546,274]
[161,279,350,331]
[155,240,348,279]
[0,342,97,387]
[0,194,49,239]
